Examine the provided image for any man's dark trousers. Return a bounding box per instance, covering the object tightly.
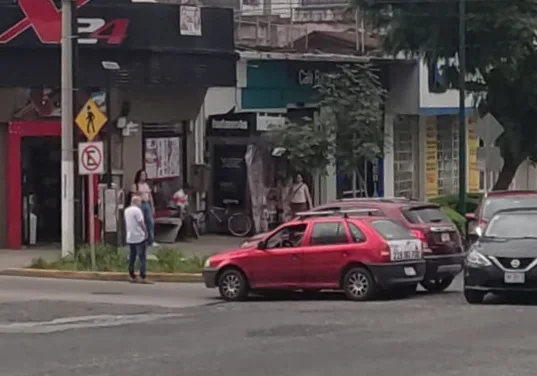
[128,241,147,279]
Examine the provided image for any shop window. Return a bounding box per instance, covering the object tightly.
[393,115,419,199]
[436,116,459,196]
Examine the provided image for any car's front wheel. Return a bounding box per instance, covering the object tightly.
[342,267,377,301]
[464,289,485,304]
[421,276,454,293]
[218,268,249,301]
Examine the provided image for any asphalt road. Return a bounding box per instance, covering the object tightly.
[2,275,537,376]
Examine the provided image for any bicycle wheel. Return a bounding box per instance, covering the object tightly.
[227,213,253,237]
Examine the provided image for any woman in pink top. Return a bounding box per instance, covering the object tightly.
[131,169,157,246]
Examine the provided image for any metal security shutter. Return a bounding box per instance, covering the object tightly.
[393,115,419,199]
[437,116,459,195]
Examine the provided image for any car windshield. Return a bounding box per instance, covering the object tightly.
[482,196,537,219]
[484,212,537,239]
[402,206,450,224]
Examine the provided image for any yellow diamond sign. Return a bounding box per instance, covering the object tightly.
[75,98,108,141]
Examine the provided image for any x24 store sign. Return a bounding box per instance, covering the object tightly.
[0,0,129,45]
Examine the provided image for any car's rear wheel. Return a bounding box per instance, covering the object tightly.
[421,276,454,293]
[342,267,377,301]
[464,289,485,304]
[218,268,249,301]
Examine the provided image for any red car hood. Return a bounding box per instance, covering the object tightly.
[211,246,256,261]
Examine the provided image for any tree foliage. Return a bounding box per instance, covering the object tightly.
[355,0,537,189]
[270,63,386,175]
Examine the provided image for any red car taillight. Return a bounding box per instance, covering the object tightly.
[380,243,391,261]
[411,230,431,253]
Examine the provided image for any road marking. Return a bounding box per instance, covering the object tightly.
[0,313,184,334]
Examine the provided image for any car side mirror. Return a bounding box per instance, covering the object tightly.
[257,241,266,250]
[465,213,475,221]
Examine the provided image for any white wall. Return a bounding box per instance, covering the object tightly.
[386,62,419,115]
[418,59,474,110]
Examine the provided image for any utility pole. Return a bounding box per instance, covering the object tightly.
[457,0,467,214]
[61,0,75,257]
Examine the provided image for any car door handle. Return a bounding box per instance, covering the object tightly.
[291,254,299,260]
[342,251,349,257]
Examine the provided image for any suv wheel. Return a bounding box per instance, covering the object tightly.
[464,289,485,304]
[343,267,377,301]
[218,269,249,301]
[421,276,454,293]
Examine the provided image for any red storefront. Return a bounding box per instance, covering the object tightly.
[0,0,236,249]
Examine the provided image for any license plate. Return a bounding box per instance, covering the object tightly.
[504,272,525,284]
[441,233,451,242]
[404,267,416,276]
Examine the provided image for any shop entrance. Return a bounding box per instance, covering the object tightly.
[21,137,61,245]
[6,121,62,249]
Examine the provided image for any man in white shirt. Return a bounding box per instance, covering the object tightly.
[124,195,150,283]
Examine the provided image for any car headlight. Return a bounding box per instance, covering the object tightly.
[466,250,491,267]
[204,258,212,268]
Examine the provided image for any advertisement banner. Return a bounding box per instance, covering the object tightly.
[144,137,181,179]
[467,116,480,192]
[425,117,438,199]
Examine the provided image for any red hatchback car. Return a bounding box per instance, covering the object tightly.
[203,212,426,302]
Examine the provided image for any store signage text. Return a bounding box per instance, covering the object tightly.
[211,119,248,130]
[0,0,129,45]
[297,69,328,86]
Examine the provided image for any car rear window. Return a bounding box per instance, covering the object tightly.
[482,196,537,219]
[402,206,450,224]
[370,219,413,240]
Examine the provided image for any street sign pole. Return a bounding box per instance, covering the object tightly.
[61,0,75,257]
[78,141,105,269]
[457,0,467,214]
[88,174,96,270]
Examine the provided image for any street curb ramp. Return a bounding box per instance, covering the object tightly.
[0,268,204,283]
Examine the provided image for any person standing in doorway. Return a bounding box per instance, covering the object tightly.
[131,169,158,247]
[124,195,152,283]
[289,173,313,216]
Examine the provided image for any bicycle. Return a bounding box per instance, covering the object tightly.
[197,204,253,237]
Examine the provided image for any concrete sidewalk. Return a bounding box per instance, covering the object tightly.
[0,235,243,270]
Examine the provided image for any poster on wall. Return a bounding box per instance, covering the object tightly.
[467,116,480,192]
[425,117,438,199]
[180,6,202,36]
[144,137,181,179]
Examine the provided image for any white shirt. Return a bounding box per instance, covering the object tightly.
[290,183,308,204]
[124,205,146,244]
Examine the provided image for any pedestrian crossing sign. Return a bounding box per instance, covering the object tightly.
[75,98,108,141]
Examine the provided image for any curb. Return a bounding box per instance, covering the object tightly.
[0,268,204,283]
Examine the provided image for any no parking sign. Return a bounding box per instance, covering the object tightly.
[78,141,104,175]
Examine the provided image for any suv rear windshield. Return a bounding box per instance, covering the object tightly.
[402,206,450,224]
[371,219,412,240]
[482,196,537,219]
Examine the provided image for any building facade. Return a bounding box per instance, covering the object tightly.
[0,0,236,249]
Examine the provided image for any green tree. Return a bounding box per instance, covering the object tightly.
[270,63,386,180]
[355,0,537,189]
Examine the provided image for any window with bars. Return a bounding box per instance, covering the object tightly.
[393,115,419,199]
[436,116,459,196]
